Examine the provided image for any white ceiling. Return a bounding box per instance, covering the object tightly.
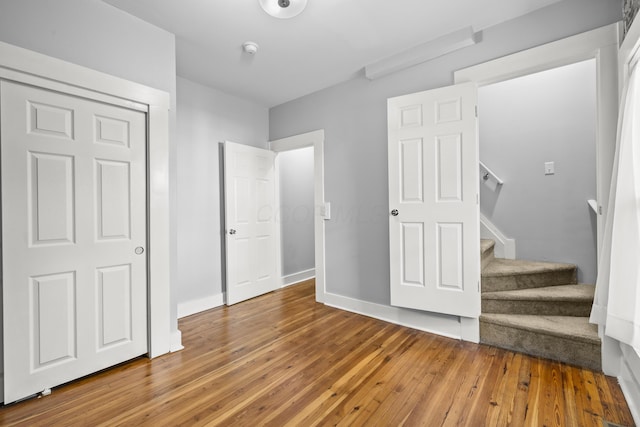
[103,0,564,107]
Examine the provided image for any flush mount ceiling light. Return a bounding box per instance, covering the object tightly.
[259,0,307,19]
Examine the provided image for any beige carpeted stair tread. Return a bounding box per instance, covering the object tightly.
[482,258,576,277]
[481,239,496,270]
[480,314,599,345]
[482,284,594,301]
[480,239,495,254]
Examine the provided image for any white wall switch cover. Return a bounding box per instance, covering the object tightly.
[544,161,555,175]
[323,202,331,220]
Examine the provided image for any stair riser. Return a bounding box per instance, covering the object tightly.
[482,299,592,316]
[482,269,576,292]
[481,251,495,270]
[480,321,601,371]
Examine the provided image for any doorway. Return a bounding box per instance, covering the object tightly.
[270,130,327,302]
[455,23,619,266]
[277,146,316,286]
[222,131,326,305]
[478,59,598,283]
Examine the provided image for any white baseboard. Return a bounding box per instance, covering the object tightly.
[324,292,469,341]
[619,344,640,426]
[177,293,225,319]
[282,268,315,288]
[480,213,516,259]
[170,329,184,352]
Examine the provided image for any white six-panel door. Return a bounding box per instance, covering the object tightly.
[1,81,148,403]
[388,82,480,318]
[224,141,279,305]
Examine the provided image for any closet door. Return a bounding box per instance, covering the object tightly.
[1,81,148,403]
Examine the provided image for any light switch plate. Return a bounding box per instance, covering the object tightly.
[544,161,555,175]
[322,202,331,220]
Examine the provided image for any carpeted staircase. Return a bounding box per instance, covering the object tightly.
[479,239,601,371]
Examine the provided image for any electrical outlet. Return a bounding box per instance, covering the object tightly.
[544,161,555,175]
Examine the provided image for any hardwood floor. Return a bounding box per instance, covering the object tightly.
[0,280,634,426]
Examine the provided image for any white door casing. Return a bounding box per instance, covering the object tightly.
[388,82,480,318]
[1,81,148,403]
[224,141,279,305]
[269,130,326,302]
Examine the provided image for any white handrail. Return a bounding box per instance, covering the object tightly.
[479,161,504,185]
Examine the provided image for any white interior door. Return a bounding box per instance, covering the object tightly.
[224,141,278,305]
[1,81,148,404]
[388,82,480,318]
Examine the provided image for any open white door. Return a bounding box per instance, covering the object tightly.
[1,81,148,403]
[388,82,480,318]
[224,141,279,305]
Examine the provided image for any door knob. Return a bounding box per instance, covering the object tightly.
[135,246,144,255]
[391,209,399,216]
[229,229,237,235]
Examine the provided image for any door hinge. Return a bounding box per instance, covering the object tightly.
[475,105,478,117]
[478,280,480,292]
[476,193,479,204]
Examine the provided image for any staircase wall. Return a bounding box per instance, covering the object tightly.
[478,60,598,284]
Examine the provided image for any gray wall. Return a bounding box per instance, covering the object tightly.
[479,60,597,283]
[177,77,268,306]
[269,0,621,306]
[279,147,315,277]
[0,0,181,338]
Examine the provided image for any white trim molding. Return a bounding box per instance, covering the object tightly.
[619,344,640,426]
[177,293,225,319]
[480,213,516,259]
[324,292,469,341]
[365,27,480,80]
[171,330,185,352]
[282,269,315,287]
[0,41,173,358]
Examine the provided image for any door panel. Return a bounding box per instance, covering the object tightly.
[97,264,133,349]
[1,81,148,403]
[224,141,278,305]
[388,82,480,318]
[32,272,77,368]
[29,152,76,245]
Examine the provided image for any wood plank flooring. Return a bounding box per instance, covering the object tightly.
[0,280,634,426]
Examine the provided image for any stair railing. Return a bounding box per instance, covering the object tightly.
[480,161,504,187]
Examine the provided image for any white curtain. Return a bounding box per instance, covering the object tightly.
[590,64,640,352]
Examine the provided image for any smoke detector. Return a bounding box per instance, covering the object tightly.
[259,0,307,19]
[242,41,259,55]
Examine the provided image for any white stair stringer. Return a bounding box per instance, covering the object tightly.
[480,213,515,259]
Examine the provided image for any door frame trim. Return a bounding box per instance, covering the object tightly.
[0,42,172,361]
[270,130,327,303]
